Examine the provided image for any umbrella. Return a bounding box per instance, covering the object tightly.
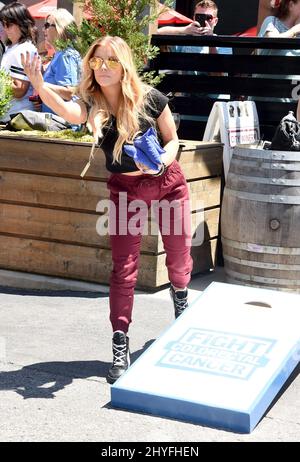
[28,0,57,19]
[158,5,192,25]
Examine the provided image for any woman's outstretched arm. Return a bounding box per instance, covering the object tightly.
[157,105,180,166]
[21,51,87,124]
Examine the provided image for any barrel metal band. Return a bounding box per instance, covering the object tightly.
[225,188,300,204]
[227,172,300,187]
[224,254,300,271]
[234,148,300,162]
[225,268,300,287]
[222,237,300,255]
[230,159,300,171]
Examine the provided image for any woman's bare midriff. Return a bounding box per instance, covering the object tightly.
[121,171,144,176]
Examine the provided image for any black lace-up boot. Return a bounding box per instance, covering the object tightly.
[170,286,188,319]
[106,330,130,384]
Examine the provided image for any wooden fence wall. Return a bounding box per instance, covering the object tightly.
[150,35,300,142]
[0,134,223,289]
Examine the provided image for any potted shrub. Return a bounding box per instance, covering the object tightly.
[60,0,172,85]
[0,69,13,122]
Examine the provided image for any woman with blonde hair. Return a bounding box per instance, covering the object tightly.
[41,8,81,113]
[21,36,192,384]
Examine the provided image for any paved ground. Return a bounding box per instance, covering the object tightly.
[0,268,299,442]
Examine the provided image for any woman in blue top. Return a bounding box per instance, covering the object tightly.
[42,8,81,114]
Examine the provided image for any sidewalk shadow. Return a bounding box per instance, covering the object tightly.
[264,361,300,415]
[0,287,107,298]
[0,340,154,400]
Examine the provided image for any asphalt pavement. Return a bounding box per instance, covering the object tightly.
[0,268,299,442]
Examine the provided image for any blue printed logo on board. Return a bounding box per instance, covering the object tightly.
[157,328,276,380]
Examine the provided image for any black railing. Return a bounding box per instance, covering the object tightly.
[150,35,300,140]
[151,34,300,49]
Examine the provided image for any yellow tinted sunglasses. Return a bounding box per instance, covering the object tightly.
[89,56,121,71]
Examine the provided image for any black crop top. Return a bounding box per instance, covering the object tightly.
[97,88,169,173]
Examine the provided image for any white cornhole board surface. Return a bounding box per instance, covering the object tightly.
[111,282,300,433]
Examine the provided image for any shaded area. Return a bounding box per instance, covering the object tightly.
[263,362,300,416]
[0,286,106,298]
[0,340,154,400]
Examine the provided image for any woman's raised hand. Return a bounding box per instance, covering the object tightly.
[21,51,44,92]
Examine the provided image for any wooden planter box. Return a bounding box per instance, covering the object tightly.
[0,134,223,289]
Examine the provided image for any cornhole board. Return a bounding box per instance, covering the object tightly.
[111,282,300,433]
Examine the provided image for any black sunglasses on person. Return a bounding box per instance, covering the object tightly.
[1,21,15,28]
[43,22,56,29]
[195,13,214,27]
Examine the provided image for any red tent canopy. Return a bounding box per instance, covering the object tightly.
[158,7,192,25]
[235,26,257,37]
[83,3,192,24]
[28,0,57,19]
[28,1,193,26]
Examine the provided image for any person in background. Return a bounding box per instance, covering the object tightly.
[21,35,192,384]
[258,0,300,41]
[158,2,230,104]
[41,8,82,113]
[157,1,230,55]
[157,0,231,84]
[0,2,5,64]
[0,2,38,122]
[296,95,300,119]
[37,39,55,71]
[254,0,300,102]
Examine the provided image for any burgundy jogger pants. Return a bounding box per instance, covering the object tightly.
[107,160,193,333]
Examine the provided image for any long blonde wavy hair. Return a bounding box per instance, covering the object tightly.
[78,36,154,164]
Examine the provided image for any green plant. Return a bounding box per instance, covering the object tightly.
[0,69,13,119]
[0,129,94,142]
[57,0,171,85]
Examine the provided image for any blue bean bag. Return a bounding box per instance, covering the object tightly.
[124,127,165,171]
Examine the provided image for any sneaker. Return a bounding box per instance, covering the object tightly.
[170,286,188,319]
[106,330,130,384]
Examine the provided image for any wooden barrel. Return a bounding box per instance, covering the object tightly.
[221,144,300,292]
